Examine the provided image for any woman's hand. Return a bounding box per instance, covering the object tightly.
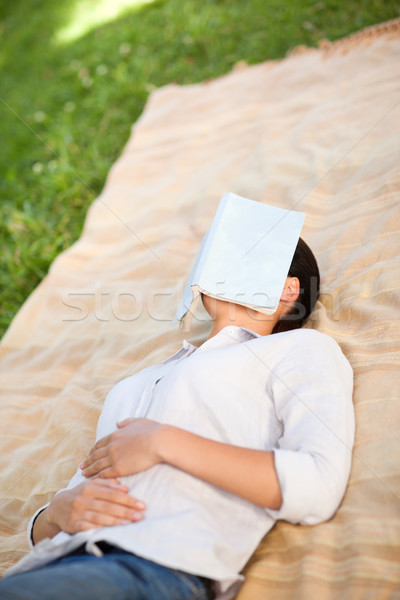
[80,418,164,479]
[45,478,145,536]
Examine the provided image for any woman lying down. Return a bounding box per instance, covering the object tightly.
[1,198,354,600]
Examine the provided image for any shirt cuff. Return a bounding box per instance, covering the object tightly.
[268,449,336,525]
[27,503,50,548]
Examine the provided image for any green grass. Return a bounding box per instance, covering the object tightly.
[0,0,399,339]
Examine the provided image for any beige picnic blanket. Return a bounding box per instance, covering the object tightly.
[1,18,399,598]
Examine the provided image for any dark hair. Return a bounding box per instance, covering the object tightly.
[272,237,320,334]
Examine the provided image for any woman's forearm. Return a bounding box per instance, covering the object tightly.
[155,426,282,509]
[81,419,282,509]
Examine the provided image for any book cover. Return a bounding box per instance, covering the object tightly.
[174,193,305,328]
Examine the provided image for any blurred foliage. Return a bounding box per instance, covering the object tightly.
[0,0,399,338]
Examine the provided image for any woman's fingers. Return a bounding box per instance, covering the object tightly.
[117,418,136,428]
[69,509,143,533]
[87,465,118,480]
[81,453,111,478]
[80,444,110,472]
[86,479,146,510]
[81,434,128,478]
[89,478,127,491]
[81,418,162,480]
[77,501,145,527]
[81,448,124,479]
[85,433,112,459]
[52,478,147,534]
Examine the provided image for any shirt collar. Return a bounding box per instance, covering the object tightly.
[164,326,260,364]
[188,326,260,353]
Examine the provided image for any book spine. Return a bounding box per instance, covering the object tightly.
[195,192,229,282]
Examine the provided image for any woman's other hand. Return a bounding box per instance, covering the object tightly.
[80,418,164,479]
[46,478,145,535]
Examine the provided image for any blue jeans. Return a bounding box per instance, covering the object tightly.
[0,544,214,600]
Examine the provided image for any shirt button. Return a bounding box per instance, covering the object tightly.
[228,328,234,335]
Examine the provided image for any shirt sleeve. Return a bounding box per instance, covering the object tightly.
[26,369,158,546]
[267,330,355,525]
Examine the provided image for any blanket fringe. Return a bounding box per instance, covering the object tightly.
[289,17,400,58]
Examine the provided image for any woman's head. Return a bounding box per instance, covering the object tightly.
[273,237,320,333]
[201,237,320,337]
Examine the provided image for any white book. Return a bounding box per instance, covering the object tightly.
[174,193,305,328]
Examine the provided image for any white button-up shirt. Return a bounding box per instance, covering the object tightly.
[10,327,354,599]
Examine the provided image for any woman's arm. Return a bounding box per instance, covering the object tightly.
[80,419,283,510]
[32,478,146,544]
